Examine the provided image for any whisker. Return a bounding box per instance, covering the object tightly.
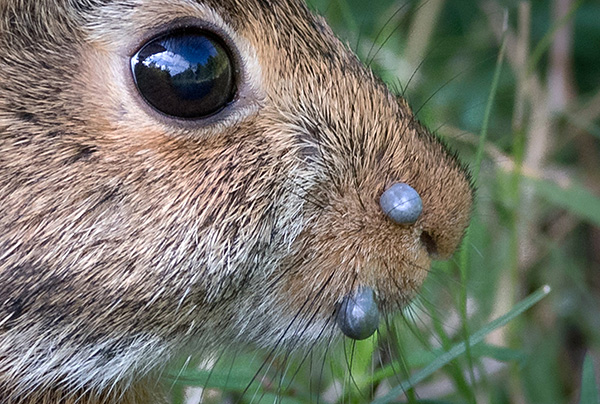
[280,312,337,396]
[381,312,416,399]
[316,319,340,404]
[237,267,339,403]
[354,14,368,54]
[344,338,366,399]
[365,3,412,66]
[412,54,497,118]
[197,345,235,403]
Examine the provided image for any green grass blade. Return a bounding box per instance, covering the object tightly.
[471,12,506,183]
[370,344,525,386]
[455,21,508,403]
[530,178,600,227]
[527,0,584,74]
[371,285,551,404]
[579,354,599,404]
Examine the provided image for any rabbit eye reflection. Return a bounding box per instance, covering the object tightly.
[131,29,236,119]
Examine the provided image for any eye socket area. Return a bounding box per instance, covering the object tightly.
[131,28,237,119]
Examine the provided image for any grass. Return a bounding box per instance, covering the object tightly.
[169,0,600,402]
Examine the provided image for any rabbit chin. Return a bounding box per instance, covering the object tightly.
[0,331,170,400]
[0,308,330,401]
[233,309,337,350]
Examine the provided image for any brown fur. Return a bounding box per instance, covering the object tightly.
[0,0,473,402]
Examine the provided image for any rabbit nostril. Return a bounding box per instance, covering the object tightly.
[379,183,423,224]
[336,287,379,340]
[420,231,438,257]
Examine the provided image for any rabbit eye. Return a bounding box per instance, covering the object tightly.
[131,29,236,119]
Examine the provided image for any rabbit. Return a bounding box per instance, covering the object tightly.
[0,0,473,402]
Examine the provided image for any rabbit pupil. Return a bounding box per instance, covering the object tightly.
[131,29,236,119]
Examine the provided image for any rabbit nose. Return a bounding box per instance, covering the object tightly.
[336,287,379,340]
[379,183,423,224]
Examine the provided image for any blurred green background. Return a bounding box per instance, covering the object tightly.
[170,0,600,402]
